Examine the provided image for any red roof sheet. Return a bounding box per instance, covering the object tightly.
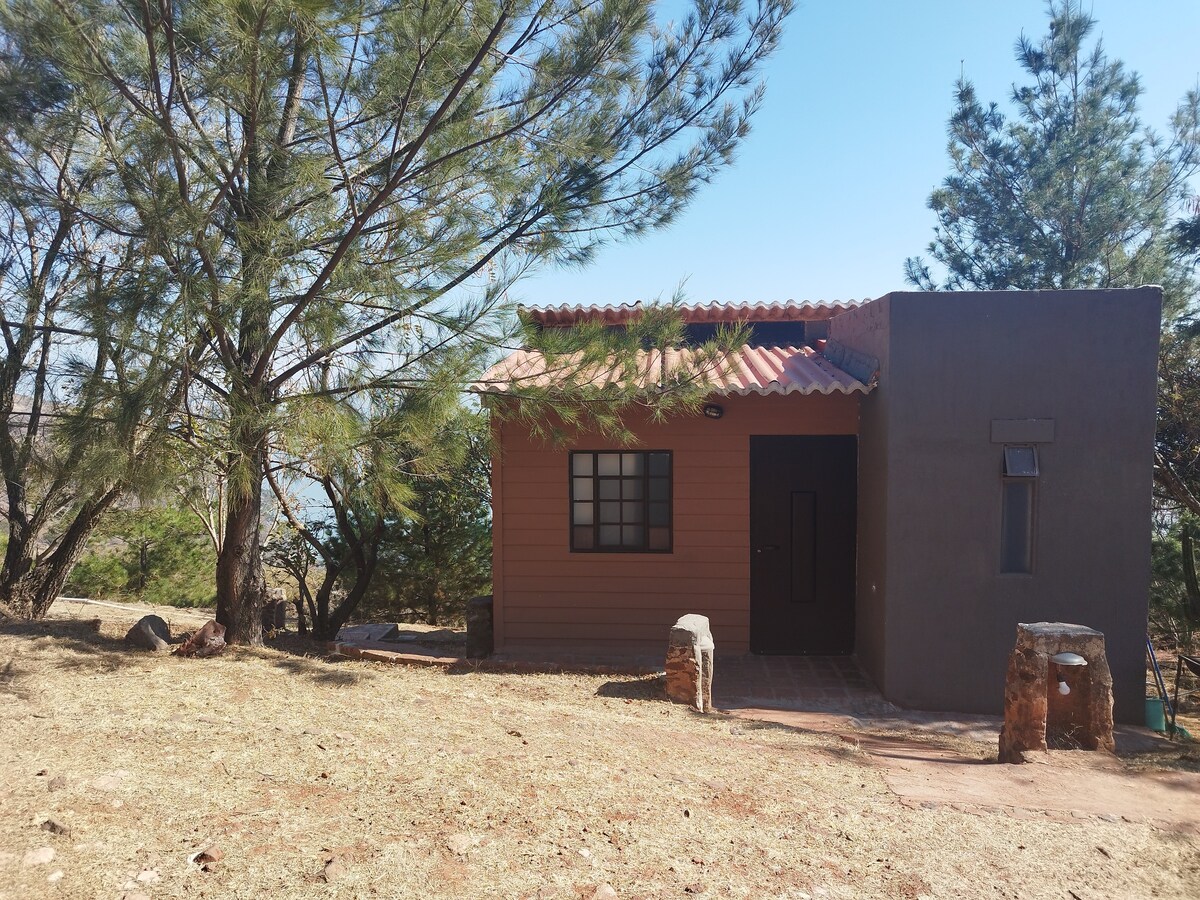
[475,345,872,397]
[523,299,865,326]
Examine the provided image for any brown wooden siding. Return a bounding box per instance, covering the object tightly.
[492,393,859,655]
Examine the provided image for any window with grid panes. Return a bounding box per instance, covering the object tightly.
[569,451,671,552]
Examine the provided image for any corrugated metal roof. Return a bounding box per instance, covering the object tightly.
[474,345,873,397]
[523,299,866,326]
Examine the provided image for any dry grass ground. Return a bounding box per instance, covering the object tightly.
[1,608,1198,900]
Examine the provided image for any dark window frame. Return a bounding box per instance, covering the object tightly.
[1003,445,1039,477]
[568,450,673,553]
[999,445,1038,575]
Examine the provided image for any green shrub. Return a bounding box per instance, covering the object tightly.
[65,504,216,608]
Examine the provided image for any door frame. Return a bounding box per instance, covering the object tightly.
[748,435,858,655]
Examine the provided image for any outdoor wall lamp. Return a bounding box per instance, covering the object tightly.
[703,403,724,420]
[1050,651,1087,695]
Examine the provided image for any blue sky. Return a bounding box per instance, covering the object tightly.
[514,0,1200,308]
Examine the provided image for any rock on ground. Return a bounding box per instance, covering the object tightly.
[123,615,172,652]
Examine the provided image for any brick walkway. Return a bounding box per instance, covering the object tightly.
[713,654,899,716]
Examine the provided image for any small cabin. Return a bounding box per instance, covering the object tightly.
[478,289,1161,721]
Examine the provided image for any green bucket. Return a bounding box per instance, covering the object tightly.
[1145,697,1167,732]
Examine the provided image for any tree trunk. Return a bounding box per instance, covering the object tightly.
[320,570,375,641]
[310,569,337,641]
[216,443,267,645]
[2,565,73,620]
[294,589,309,636]
[305,594,317,634]
[309,556,378,641]
[0,491,120,619]
[1183,524,1200,622]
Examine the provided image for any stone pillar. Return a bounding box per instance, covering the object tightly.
[665,614,714,712]
[998,622,1115,764]
[465,595,494,659]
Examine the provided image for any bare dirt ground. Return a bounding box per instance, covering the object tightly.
[1,603,1198,900]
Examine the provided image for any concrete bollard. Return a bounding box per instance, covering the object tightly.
[665,614,714,712]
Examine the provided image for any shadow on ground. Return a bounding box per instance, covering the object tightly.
[0,619,375,687]
[262,647,374,687]
[0,619,131,672]
[595,674,670,702]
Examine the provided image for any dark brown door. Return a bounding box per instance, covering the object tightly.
[750,435,857,654]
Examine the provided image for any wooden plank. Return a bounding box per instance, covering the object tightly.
[499,637,752,654]
[501,490,568,507]
[501,544,746,563]
[504,605,749,625]
[498,638,665,654]
[500,512,749,532]
[501,496,746,518]
[506,622,751,642]
[503,589,748,607]
[500,529,570,546]
[500,438,750,460]
[504,451,753,472]
[500,535,748,551]
[668,531,750,547]
[490,428,506,647]
[503,575,746,594]
[501,478,748,500]
[501,528,746,548]
[673,468,750,485]
[503,559,748,580]
[673,514,749,529]
[672,498,747,517]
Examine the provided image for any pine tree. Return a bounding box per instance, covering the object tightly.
[905,0,1200,296]
[362,407,492,628]
[2,0,789,640]
[0,58,198,619]
[1157,205,1200,518]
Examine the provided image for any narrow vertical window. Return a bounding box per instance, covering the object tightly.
[1000,446,1037,574]
[570,451,671,552]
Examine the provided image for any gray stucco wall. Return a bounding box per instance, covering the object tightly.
[825,298,891,691]
[832,289,1161,722]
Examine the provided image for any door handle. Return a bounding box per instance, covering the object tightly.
[755,545,780,553]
